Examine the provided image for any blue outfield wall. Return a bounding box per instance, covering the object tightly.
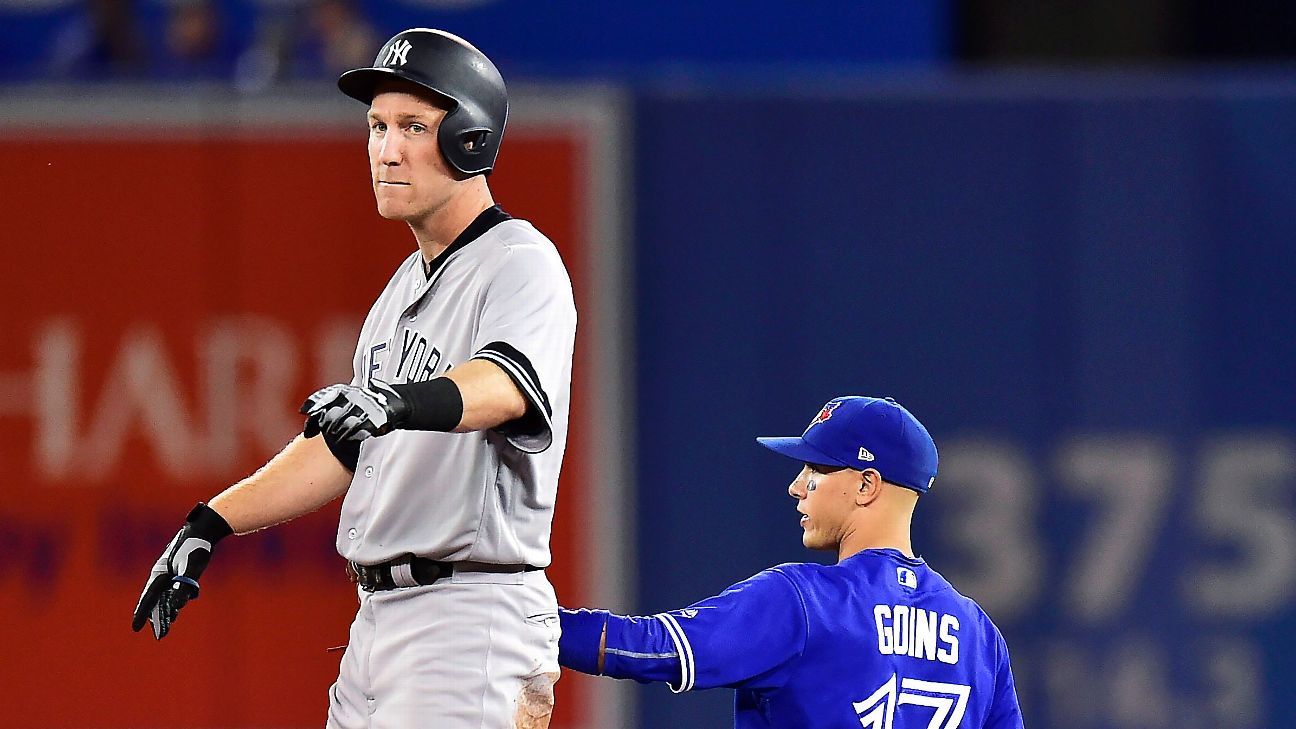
[631,75,1296,729]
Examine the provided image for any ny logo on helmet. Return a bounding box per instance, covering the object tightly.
[384,39,413,67]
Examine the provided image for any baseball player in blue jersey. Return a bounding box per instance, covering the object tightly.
[559,396,1024,728]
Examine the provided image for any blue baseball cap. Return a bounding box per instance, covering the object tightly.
[756,396,939,494]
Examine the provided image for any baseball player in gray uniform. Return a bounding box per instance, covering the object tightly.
[131,29,575,729]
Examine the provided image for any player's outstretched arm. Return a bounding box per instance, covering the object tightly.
[559,608,679,684]
[131,434,352,640]
[207,432,354,534]
[559,568,808,693]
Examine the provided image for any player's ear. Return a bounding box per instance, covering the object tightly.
[855,469,883,507]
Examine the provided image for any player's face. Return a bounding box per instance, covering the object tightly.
[367,86,459,222]
[787,463,863,551]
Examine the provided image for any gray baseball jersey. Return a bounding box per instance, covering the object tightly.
[336,206,576,568]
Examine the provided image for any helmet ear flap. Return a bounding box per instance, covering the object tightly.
[438,124,497,176]
[458,128,493,154]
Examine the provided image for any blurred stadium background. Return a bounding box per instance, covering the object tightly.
[2,1,1295,728]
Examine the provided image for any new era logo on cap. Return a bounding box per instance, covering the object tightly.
[858,447,875,462]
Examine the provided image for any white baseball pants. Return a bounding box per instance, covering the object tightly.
[326,568,561,729]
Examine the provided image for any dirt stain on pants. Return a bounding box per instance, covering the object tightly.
[514,672,559,729]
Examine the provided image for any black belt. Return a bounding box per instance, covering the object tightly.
[347,556,541,592]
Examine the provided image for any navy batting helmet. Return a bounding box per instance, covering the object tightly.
[338,28,508,177]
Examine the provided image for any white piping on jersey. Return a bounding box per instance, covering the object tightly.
[655,612,695,692]
[473,350,554,453]
[474,349,547,412]
[474,342,552,415]
[604,648,680,660]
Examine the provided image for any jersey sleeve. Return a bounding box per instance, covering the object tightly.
[558,608,685,683]
[470,242,576,454]
[596,568,807,693]
[984,631,1025,729]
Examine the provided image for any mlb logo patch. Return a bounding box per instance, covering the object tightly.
[805,401,841,433]
[897,567,918,590]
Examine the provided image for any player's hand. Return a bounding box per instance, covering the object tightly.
[300,379,411,444]
[131,503,233,640]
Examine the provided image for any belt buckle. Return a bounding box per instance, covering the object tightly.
[347,561,379,592]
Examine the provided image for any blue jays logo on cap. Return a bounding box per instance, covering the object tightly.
[804,401,841,433]
[756,396,940,494]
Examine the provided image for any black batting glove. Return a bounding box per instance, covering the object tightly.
[132,502,233,640]
[300,379,411,444]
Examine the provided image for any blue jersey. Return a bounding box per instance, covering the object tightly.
[561,548,1023,728]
